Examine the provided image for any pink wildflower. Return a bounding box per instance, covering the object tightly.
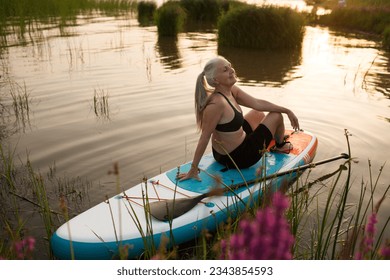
[379,241,390,259]
[219,192,294,260]
[355,212,378,259]
[14,237,36,259]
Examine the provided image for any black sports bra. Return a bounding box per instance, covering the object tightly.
[215,92,244,132]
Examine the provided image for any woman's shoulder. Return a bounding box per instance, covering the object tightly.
[231,85,244,98]
[231,85,253,105]
[208,92,225,103]
[205,93,224,110]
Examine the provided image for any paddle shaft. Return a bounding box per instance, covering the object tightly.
[221,153,350,191]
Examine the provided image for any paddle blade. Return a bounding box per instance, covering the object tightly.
[147,197,200,221]
[148,187,224,221]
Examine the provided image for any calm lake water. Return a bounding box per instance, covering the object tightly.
[1,2,389,259]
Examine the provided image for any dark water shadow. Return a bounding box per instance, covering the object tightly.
[372,50,390,100]
[371,50,390,123]
[156,37,182,71]
[218,46,302,87]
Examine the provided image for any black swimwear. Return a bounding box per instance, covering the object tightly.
[213,120,273,169]
[215,92,244,132]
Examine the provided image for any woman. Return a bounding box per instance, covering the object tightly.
[178,56,300,181]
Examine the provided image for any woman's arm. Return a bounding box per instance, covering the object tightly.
[233,85,300,130]
[178,102,223,181]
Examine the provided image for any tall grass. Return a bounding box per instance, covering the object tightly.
[289,161,389,259]
[0,0,136,47]
[155,1,186,37]
[322,0,390,9]
[315,0,390,49]
[0,78,32,135]
[93,87,110,121]
[318,6,390,35]
[0,143,92,259]
[218,5,305,49]
[180,0,222,23]
[384,26,390,50]
[9,80,31,133]
[0,0,136,19]
[137,1,157,27]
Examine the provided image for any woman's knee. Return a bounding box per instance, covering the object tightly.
[261,112,283,135]
[244,110,265,130]
[267,112,283,123]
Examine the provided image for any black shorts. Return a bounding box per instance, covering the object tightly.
[212,120,273,169]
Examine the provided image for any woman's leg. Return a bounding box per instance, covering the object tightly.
[261,112,284,143]
[245,110,284,143]
[245,110,292,151]
[261,112,293,152]
[244,110,266,131]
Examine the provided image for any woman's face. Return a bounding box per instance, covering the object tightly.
[213,59,236,87]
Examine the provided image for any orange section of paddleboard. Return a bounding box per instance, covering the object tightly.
[268,130,318,163]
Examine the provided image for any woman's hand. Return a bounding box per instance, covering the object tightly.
[287,110,300,131]
[176,166,201,182]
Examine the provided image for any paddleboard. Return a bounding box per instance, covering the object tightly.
[51,130,317,259]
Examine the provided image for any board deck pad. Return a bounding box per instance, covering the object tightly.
[166,130,313,193]
[166,152,292,193]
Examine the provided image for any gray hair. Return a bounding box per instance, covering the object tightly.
[194,56,228,129]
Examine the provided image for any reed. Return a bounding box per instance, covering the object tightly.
[383,26,390,49]
[3,79,32,133]
[93,87,110,120]
[323,0,390,9]
[137,1,157,26]
[0,0,136,47]
[121,177,162,259]
[315,0,390,48]
[0,0,135,19]
[217,5,305,49]
[318,6,390,34]
[280,130,390,260]
[155,1,186,37]
[26,158,54,258]
[180,0,221,23]
[0,143,92,259]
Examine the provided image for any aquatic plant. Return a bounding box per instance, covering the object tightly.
[0,0,136,47]
[383,25,390,50]
[5,79,32,134]
[137,1,157,26]
[218,5,305,50]
[219,191,294,260]
[318,7,390,34]
[180,0,221,23]
[0,143,92,259]
[93,87,110,121]
[155,1,186,37]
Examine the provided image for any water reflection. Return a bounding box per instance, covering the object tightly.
[156,37,182,70]
[218,46,302,87]
[372,51,390,99]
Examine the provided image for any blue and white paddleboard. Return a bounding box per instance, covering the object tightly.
[51,130,317,259]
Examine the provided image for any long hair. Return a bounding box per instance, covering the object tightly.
[194,56,226,130]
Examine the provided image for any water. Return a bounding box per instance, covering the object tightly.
[1,8,389,259]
